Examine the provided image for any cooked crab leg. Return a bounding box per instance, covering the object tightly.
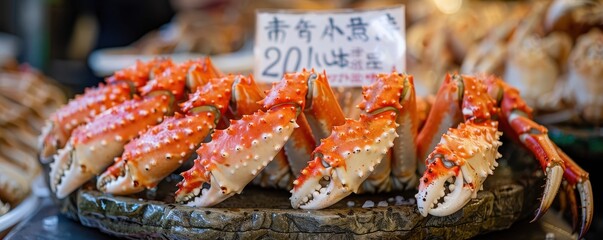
[242,83,314,189]
[415,73,593,237]
[185,57,223,91]
[175,71,309,206]
[97,75,241,195]
[416,74,503,217]
[291,72,417,209]
[39,59,173,162]
[223,75,297,189]
[559,147,593,238]
[490,77,592,239]
[286,71,344,177]
[50,62,190,199]
[391,76,420,191]
[175,70,344,207]
[416,74,464,173]
[257,71,345,186]
[304,70,346,142]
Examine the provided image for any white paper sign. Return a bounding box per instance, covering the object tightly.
[255,6,405,86]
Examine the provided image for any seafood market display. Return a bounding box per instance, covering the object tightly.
[0,62,65,216]
[39,57,594,238]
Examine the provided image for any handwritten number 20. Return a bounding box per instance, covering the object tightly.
[262,47,280,77]
[262,47,302,78]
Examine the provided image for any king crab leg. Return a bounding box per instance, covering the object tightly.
[97,74,240,195]
[390,76,420,191]
[415,73,593,238]
[559,147,593,238]
[175,70,345,207]
[286,72,344,178]
[224,75,300,190]
[491,76,593,238]
[38,59,174,162]
[416,74,464,173]
[49,61,194,198]
[291,72,419,209]
[416,74,503,217]
[175,71,312,207]
[257,72,346,188]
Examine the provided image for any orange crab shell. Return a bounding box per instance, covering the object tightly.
[180,75,236,114]
[139,62,189,100]
[294,112,398,190]
[420,121,500,188]
[70,94,172,146]
[357,72,407,113]
[52,82,132,136]
[178,104,299,195]
[109,111,218,189]
[198,105,298,168]
[260,71,312,111]
[106,58,174,88]
[177,159,212,195]
[230,75,264,116]
[460,75,499,122]
[186,58,223,90]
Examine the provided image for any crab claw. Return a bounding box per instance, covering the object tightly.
[557,147,593,239]
[576,180,593,239]
[96,109,217,195]
[39,121,61,162]
[38,82,132,163]
[49,94,174,198]
[176,105,299,207]
[50,143,97,197]
[97,159,143,195]
[39,59,172,163]
[174,160,218,206]
[98,75,237,195]
[416,159,467,217]
[289,157,348,209]
[416,122,502,217]
[290,113,398,209]
[532,163,563,221]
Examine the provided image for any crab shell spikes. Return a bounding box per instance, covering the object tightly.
[139,62,190,100]
[180,75,236,114]
[97,74,249,195]
[458,75,499,122]
[259,70,315,111]
[97,110,219,194]
[50,93,174,198]
[176,105,300,207]
[357,72,408,113]
[416,121,502,217]
[39,59,167,161]
[290,112,399,209]
[38,82,133,161]
[107,58,173,88]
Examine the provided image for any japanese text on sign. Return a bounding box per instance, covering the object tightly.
[255,6,405,86]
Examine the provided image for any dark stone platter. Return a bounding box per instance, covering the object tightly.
[55,144,549,239]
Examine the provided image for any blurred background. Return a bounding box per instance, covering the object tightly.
[0,0,602,239]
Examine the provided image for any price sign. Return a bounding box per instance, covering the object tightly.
[254,6,405,86]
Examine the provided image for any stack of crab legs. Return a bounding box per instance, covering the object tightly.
[39,58,593,238]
